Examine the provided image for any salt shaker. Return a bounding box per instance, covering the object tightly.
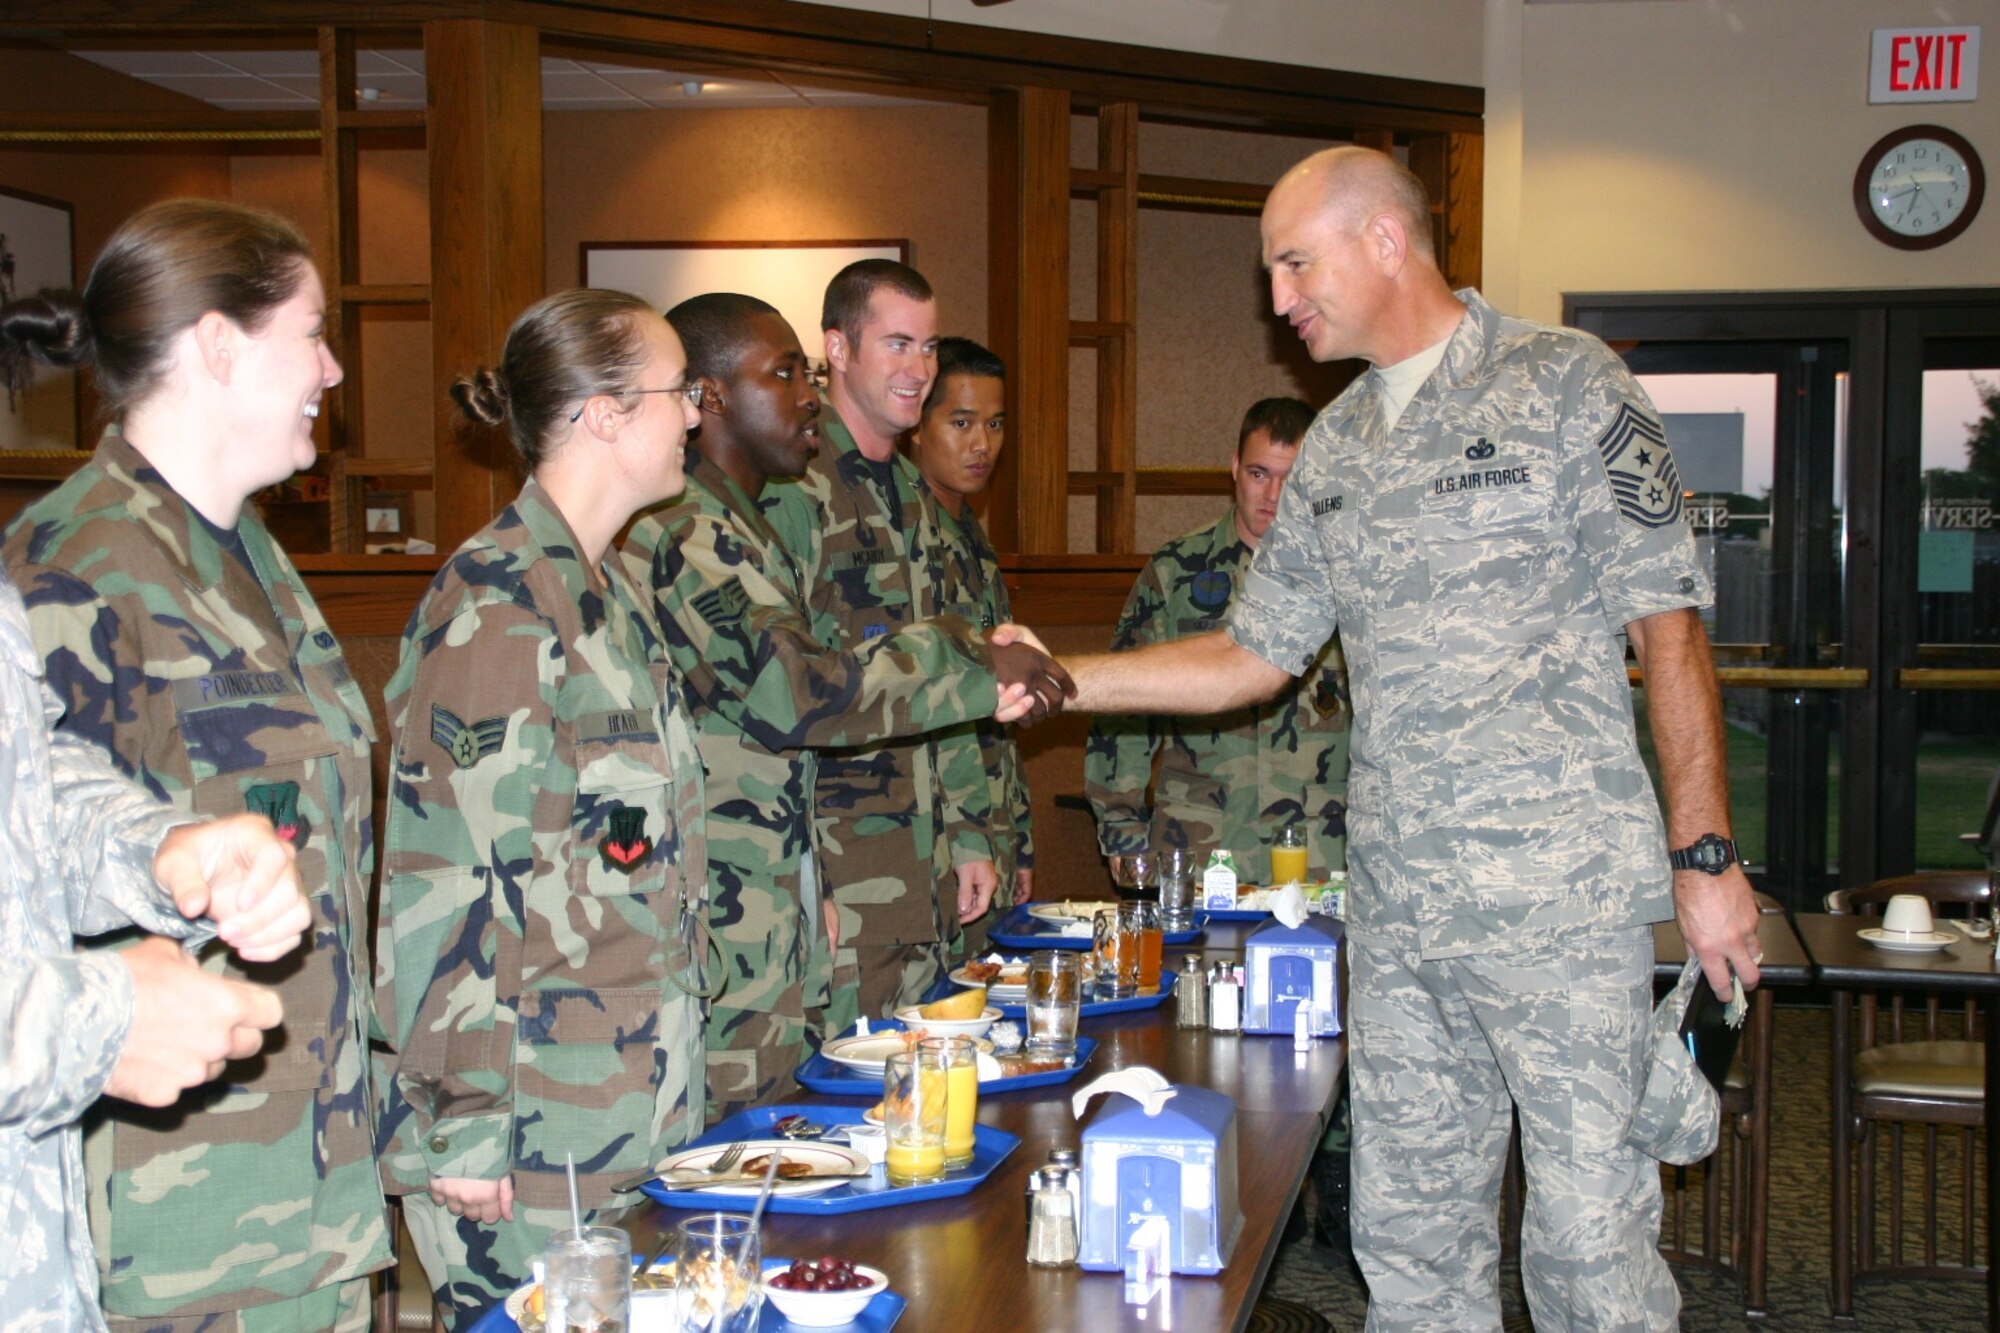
[1209,961,1242,1033]
[1026,1166,1079,1267]
[1175,954,1209,1028]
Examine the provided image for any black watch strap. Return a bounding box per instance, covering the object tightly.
[1668,833,1738,875]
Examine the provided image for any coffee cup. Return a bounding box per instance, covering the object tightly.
[1881,894,1935,937]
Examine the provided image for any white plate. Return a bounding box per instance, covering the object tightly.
[1026,900,1120,925]
[507,1266,676,1331]
[819,1032,916,1078]
[1859,927,1958,953]
[654,1140,869,1197]
[949,962,1028,996]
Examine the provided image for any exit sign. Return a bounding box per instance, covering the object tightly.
[1871,27,1980,103]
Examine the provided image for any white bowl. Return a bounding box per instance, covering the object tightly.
[894,1005,1001,1041]
[760,1261,886,1327]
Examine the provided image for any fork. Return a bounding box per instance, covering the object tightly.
[701,1142,747,1176]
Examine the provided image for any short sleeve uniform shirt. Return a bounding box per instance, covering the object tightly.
[1227,290,1712,958]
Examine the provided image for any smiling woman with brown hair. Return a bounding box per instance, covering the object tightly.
[0,197,391,1332]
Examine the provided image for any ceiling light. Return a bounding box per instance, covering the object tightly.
[683,79,704,97]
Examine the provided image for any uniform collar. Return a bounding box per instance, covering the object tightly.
[819,398,918,488]
[1434,288,1499,393]
[91,430,239,593]
[512,476,605,593]
[1206,507,1253,564]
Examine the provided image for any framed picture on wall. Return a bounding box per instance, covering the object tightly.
[580,239,909,381]
[0,185,79,452]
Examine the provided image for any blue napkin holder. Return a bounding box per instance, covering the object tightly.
[1243,915,1343,1036]
[1076,1086,1240,1275]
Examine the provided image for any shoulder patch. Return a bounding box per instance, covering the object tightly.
[599,805,654,873]
[431,703,508,769]
[1595,402,1684,529]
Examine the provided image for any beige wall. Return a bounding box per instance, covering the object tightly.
[794,0,1486,87]
[1487,0,2000,324]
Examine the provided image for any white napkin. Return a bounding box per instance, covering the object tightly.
[1072,1067,1178,1118]
[1057,920,1094,938]
[1271,881,1311,929]
[974,1051,1005,1082]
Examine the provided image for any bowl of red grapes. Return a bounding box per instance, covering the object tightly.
[761,1257,886,1326]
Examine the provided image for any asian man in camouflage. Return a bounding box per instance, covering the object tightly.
[907,338,1036,956]
[1084,397,1350,885]
[1055,148,1762,1330]
[626,295,1066,1118]
[762,261,1022,1016]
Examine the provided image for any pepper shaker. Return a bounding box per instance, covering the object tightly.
[1176,954,1209,1028]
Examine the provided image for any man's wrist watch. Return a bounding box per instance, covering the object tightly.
[1668,833,1738,875]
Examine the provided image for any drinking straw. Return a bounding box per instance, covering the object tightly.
[565,1152,582,1234]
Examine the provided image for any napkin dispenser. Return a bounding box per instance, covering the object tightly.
[1077,1086,1241,1275]
[1243,915,1343,1037]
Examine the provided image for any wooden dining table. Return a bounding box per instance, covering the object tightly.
[1791,911,2000,1329]
[619,924,1348,1333]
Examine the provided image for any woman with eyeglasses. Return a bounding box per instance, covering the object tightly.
[0,199,390,1330]
[373,288,711,1325]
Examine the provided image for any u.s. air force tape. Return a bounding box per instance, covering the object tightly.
[1595,402,1684,529]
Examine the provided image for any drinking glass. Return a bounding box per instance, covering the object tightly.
[1092,904,1142,998]
[672,1213,760,1333]
[1155,847,1195,931]
[1131,900,1165,990]
[543,1225,631,1333]
[883,1048,950,1185]
[1111,850,1157,899]
[1025,950,1082,1058]
[918,1035,979,1168]
[1270,824,1310,888]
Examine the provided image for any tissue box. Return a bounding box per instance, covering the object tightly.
[1078,1086,1241,1275]
[1243,915,1343,1037]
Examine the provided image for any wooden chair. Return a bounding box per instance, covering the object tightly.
[1826,871,1993,1310]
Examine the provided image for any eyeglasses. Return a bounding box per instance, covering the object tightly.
[568,382,705,423]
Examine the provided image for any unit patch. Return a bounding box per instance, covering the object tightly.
[244,780,311,850]
[1595,402,1683,529]
[598,805,654,874]
[1188,569,1233,612]
[432,704,508,770]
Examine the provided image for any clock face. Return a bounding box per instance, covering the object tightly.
[1855,126,1985,250]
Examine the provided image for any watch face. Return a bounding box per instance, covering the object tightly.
[1867,138,1973,237]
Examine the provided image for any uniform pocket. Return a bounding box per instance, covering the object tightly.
[511,986,663,1180]
[570,732,675,900]
[1419,477,1552,545]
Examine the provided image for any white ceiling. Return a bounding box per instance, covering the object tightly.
[74,49,927,112]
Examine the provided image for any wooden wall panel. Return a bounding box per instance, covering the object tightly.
[988,86,1070,556]
[425,17,541,549]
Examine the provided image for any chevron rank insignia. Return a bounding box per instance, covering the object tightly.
[243,780,311,850]
[598,805,653,874]
[1595,402,1684,529]
[432,704,508,770]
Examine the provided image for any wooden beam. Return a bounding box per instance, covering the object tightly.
[987,86,1070,556]
[321,26,362,552]
[1095,101,1139,555]
[0,109,317,139]
[1444,131,1484,292]
[426,16,540,550]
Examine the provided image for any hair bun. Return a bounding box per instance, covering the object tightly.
[0,290,91,399]
[451,366,510,427]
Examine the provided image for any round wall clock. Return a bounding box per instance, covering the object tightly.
[1854,124,1984,250]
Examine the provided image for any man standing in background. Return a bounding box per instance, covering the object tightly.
[908,337,1035,956]
[1086,397,1350,885]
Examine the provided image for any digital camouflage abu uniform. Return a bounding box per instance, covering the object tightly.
[0,566,213,1333]
[1226,291,1709,1332]
[374,480,707,1326]
[626,450,1002,1119]
[1085,507,1348,884]
[762,407,995,1016]
[932,500,1032,951]
[3,433,390,1332]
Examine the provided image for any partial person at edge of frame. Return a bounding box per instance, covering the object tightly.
[373,287,713,1327]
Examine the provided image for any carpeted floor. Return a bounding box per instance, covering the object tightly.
[1262,1004,1989,1330]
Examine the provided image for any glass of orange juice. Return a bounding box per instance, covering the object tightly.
[1270,824,1310,888]
[918,1035,979,1168]
[1092,905,1141,998]
[1131,900,1165,990]
[882,1048,949,1185]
